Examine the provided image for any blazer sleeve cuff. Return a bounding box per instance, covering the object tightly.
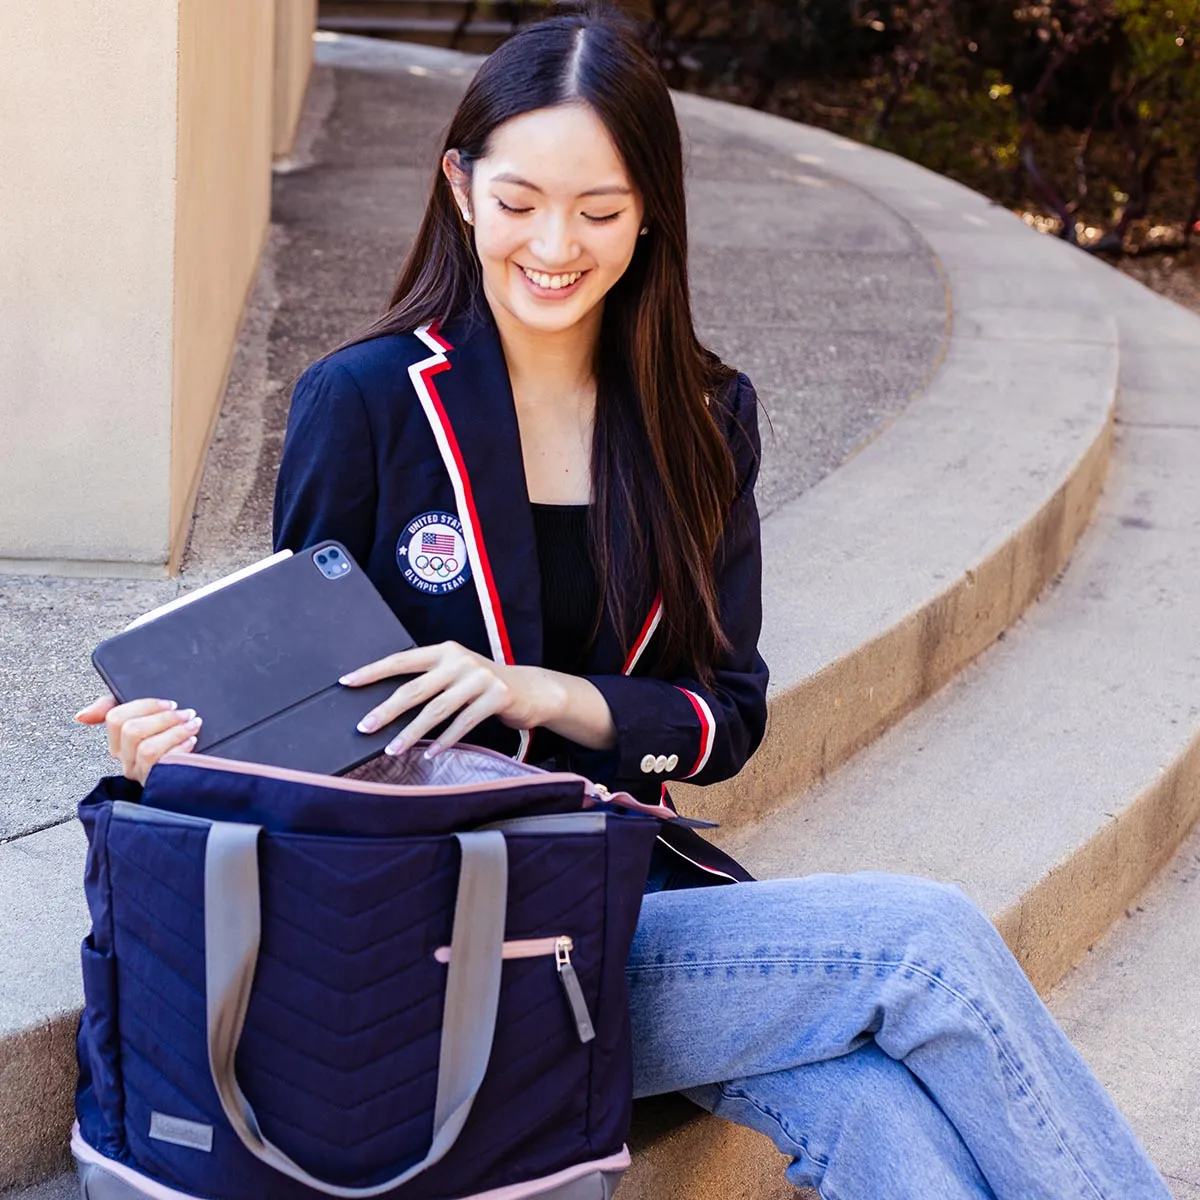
[583,674,713,785]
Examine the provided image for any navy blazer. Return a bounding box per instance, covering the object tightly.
[272,297,768,884]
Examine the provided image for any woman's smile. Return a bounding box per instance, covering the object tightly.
[516,263,591,298]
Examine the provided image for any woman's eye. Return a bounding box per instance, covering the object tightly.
[495,198,533,215]
[584,212,622,224]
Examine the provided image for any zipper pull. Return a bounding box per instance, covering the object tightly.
[555,937,596,1044]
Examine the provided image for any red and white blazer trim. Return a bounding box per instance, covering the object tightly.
[676,688,716,778]
[623,595,714,777]
[410,322,531,762]
[622,592,663,676]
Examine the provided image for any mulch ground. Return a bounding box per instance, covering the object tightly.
[1116,249,1200,317]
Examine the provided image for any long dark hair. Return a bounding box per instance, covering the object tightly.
[339,3,739,679]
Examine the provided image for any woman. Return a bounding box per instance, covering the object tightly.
[78,7,1169,1197]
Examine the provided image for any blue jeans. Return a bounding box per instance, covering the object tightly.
[626,873,1169,1199]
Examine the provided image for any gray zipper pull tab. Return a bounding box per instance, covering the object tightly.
[556,937,596,1043]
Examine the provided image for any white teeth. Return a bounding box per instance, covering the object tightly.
[522,267,582,290]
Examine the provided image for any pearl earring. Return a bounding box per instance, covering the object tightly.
[639,226,649,235]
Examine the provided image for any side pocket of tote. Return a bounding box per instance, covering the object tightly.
[79,935,125,1148]
[76,786,129,1154]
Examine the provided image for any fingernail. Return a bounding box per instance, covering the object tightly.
[358,716,378,734]
[384,738,407,757]
[160,700,178,711]
[339,673,358,686]
[184,716,203,732]
[423,742,443,761]
[181,736,197,751]
[178,709,196,722]
[73,708,88,721]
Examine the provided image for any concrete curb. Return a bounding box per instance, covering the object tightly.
[989,283,1200,997]
[0,1016,78,1190]
[710,262,1200,1000]
[998,727,1200,995]
[1049,819,1200,1188]
[0,821,88,1189]
[669,93,1118,829]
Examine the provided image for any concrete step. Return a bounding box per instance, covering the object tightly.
[714,264,1200,994]
[1049,819,1200,1197]
[625,1094,815,1199]
[321,0,481,22]
[318,0,516,53]
[667,97,1118,832]
[1,1175,75,1200]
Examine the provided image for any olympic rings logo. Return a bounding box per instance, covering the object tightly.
[413,554,460,579]
[398,512,470,593]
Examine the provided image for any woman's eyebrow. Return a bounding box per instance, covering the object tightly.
[491,171,632,197]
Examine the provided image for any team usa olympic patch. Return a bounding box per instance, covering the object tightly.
[397,511,472,594]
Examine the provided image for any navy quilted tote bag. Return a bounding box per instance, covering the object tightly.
[72,744,663,1200]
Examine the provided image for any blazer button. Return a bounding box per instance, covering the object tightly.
[665,754,679,771]
[654,755,668,773]
[640,754,657,774]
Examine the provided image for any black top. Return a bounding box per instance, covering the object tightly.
[530,503,599,674]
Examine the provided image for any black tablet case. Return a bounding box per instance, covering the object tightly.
[92,543,417,776]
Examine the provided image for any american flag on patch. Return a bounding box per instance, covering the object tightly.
[422,530,456,554]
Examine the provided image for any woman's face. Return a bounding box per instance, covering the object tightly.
[445,103,645,336]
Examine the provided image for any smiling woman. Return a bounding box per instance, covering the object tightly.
[332,10,743,689]
[76,4,1174,1197]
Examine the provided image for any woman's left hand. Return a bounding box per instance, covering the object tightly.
[340,641,562,758]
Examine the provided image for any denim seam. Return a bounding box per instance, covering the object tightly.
[630,954,1107,1200]
[715,1082,836,1194]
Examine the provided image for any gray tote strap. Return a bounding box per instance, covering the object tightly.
[204,823,508,1197]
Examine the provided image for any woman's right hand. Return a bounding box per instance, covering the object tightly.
[75,695,203,784]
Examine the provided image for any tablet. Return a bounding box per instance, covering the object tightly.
[92,542,417,776]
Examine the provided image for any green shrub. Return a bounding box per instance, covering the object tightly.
[646,0,1200,251]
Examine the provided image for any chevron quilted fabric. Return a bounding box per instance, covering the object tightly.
[74,752,658,1199]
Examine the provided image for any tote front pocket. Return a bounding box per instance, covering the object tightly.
[435,935,597,1044]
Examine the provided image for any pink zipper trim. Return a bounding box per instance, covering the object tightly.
[155,749,581,798]
[435,935,566,964]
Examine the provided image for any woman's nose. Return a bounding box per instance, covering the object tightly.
[530,213,578,266]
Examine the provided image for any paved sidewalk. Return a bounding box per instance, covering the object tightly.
[0,38,945,845]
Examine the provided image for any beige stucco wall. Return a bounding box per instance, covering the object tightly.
[274,0,318,159]
[0,1,315,573]
[0,0,178,565]
[170,0,276,570]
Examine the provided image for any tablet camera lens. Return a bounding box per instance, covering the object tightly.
[314,547,351,578]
